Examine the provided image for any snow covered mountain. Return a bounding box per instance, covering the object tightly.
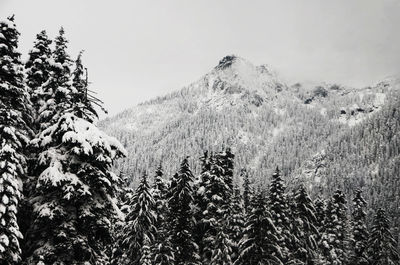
[100,54,400,232]
[101,55,397,180]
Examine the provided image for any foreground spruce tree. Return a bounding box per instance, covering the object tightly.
[367,208,399,265]
[24,28,126,264]
[0,15,31,264]
[168,158,199,265]
[117,173,156,265]
[350,190,369,265]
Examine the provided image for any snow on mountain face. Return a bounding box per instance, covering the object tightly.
[100,56,400,189]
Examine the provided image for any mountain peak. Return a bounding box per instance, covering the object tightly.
[207,55,285,95]
[215,55,241,70]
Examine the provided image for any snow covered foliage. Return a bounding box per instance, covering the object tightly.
[235,190,282,265]
[367,208,399,265]
[350,190,369,265]
[289,185,319,264]
[100,55,400,241]
[269,167,291,262]
[26,113,125,264]
[167,158,199,264]
[36,27,74,131]
[25,30,52,118]
[71,51,98,122]
[150,165,175,265]
[115,173,156,265]
[0,15,31,264]
[319,190,349,264]
[226,186,245,261]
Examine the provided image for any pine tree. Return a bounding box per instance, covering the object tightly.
[24,30,52,118]
[25,30,126,263]
[235,190,282,265]
[152,164,168,228]
[290,185,319,264]
[151,165,174,265]
[269,167,291,262]
[140,237,153,265]
[240,168,251,214]
[227,185,245,262]
[36,27,73,131]
[367,208,399,265]
[167,158,199,265]
[202,153,231,262]
[26,112,126,264]
[210,222,233,265]
[314,196,326,230]
[219,147,234,196]
[118,173,156,265]
[71,51,98,122]
[350,190,369,265]
[0,15,31,264]
[319,190,349,265]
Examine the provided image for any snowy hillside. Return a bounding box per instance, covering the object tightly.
[100,55,398,182]
[101,58,400,244]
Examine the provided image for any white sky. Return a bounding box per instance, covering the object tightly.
[1,0,399,116]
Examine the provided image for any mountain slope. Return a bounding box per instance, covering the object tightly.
[100,55,397,183]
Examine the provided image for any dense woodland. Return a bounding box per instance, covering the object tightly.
[0,15,399,265]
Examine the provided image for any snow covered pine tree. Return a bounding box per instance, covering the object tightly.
[167,158,199,265]
[235,190,282,265]
[25,28,126,264]
[0,15,31,264]
[367,208,400,265]
[116,173,156,265]
[350,190,369,265]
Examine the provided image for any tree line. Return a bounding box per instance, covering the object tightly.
[113,149,399,265]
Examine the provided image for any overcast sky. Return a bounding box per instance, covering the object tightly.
[1,0,399,116]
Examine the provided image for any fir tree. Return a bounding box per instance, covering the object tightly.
[240,168,251,214]
[314,196,326,231]
[140,237,153,265]
[152,164,168,228]
[24,30,52,118]
[167,158,199,265]
[290,185,319,264]
[227,185,245,262]
[219,147,234,196]
[350,190,369,265]
[119,173,156,265]
[367,208,399,265]
[210,223,233,265]
[151,165,174,265]
[269,167,291,262]
[36,27,73,131]
[319,190,349,265]
[26,113,126,264]
[25,39,126,264]
[0,15,31,264]
[235,190,282,265]
[71,51,99,122]
[202,153,231,262]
